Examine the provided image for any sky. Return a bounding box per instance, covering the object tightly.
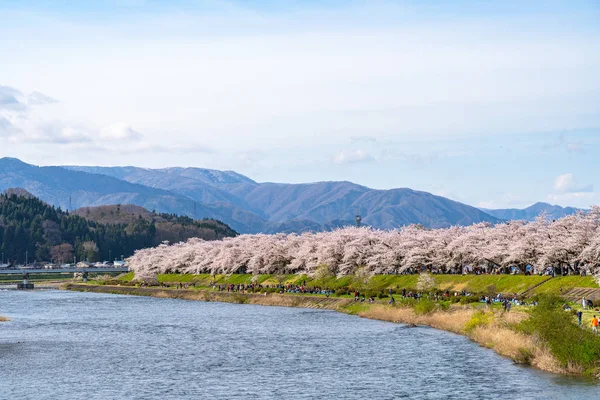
[0,0,599,209]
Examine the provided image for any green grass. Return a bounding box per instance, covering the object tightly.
[340,302,371,315]
[118,272,135,282]
[119,272,597,298]
[518,295,600,375]
[531,276,599,295]
[432,275,549,294]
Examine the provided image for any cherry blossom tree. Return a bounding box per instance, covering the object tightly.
[126,207,600,284]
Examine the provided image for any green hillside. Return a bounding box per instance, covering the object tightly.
[0,190,237,264]
[118,272,598,297]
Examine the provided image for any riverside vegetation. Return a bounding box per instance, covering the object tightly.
[70,271,600,378]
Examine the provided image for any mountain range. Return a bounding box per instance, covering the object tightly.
[0,157,582,233]
[481,202,581,221]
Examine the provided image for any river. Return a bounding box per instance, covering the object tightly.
[0,289,598,399]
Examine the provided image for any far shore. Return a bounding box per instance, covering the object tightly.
[64,283,590,378]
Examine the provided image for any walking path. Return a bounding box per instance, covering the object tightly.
[563,287,600,302]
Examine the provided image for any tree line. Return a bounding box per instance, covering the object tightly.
[128,207,600,281]
[0,192,235,265]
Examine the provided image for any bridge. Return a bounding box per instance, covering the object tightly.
[0,267,129,275]
[0,267,129,289]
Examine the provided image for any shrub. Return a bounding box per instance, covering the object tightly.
[464,310,494,333]
[414,299,437,315]
[460,295,481,305]
[518,295,600,374]
[438,301,451,311]
[231,294,248,304]
[486,284,498,298]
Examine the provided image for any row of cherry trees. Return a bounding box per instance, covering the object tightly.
[128,207,600,281]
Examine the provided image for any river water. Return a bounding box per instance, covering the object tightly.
[0,290,598,400]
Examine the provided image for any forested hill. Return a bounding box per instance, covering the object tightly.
[72,204,237,244]
[0,191,237,265]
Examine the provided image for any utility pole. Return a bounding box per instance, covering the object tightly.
[69,196,72,212]
[25,250,28,266]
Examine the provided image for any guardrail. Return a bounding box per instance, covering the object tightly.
[0,268,129,274]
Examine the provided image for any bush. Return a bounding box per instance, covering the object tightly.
[438,301,451,311]
[486,284,498,298]
[231,294,248,304]
[413,299,437,315]
[464,310,494,333]
[460,295,481,305]
[518,295,600,373]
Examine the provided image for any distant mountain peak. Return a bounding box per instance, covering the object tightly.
[529,201,552,207]
[2,187,36,198]
[0,157,30,167]
[484,202,582,221]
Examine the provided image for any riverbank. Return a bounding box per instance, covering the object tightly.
[65,283,595,378]
[0,315,9,322]
[116,272,599,297]
[0,281,68,290]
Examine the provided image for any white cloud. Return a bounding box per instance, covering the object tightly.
[548,174,596,208]
[28,91,58,105]
[99,122,143,141]
[0,85,216,155]
[553,173,593,194]
[0,85,27,111]
[333,149,374,165]
[547,192,599,208]
[542,133,588,153]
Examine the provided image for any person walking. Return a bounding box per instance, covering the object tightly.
[592,315,599,334]
[583,297,587,310]
[577,310,583,326]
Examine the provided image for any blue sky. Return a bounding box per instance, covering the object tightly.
[0,0,599,209]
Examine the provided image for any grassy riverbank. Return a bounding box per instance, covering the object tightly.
[66,282,600,378]
[115,272,597,297]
